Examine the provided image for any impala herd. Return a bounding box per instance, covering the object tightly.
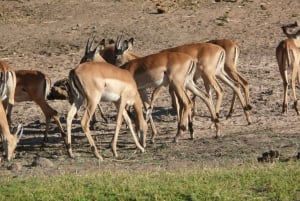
[0,22,299,161]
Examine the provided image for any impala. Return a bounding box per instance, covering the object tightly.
[276,23,300,114]
[4,70,66,143]
[159,42,252,125]
[66,40,148,159]
[0,61,23,161]
[207,39,251,120]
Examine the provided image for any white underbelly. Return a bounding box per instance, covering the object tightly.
[101,91,120,102]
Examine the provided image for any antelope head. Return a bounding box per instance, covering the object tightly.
[281,21,300,39]
[2,124,23,161]
[99,39,116,64]
[80,36,106,63]
[47,78,70,101]
[114,33,135,67]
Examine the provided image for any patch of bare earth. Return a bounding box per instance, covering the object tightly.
[0,0,300,176]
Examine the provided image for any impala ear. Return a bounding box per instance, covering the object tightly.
[127,38,134,50]
[115,32,124,50]
[122,40,129,52]
[14,124,23,141]
[95,39,105,55]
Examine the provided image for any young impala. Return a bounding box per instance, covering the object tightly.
[66,39,148,159]
[4,70,66,143]
[276,22,300,114]
[0,61,23,161]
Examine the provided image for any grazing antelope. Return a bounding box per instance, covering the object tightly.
[207,39,251,119]
[66,48,148,159]
[4,70,67,142]
[120,50,221,142]
[160,42,252,125]
[276,25,300,114]
[0,61,23,161]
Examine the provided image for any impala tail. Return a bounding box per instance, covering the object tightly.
[0,73,7,100]
[68,69,85,104]
[184,60,197,89]
[215,49,226,77]
[44,75,51,100]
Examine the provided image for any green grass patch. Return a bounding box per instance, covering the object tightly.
[0,162,299,201]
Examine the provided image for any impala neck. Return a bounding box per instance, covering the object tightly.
[293,36,300,48]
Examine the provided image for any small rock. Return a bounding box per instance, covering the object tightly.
[257,150,279,163]
[32,157,54,168]
[7,162,22,171]
[260,4,267,10]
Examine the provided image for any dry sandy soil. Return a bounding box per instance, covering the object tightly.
[0,0,300,176]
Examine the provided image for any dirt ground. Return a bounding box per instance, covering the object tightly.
[0,0,300,176]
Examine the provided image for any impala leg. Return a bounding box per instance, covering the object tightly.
[66,104,78,158]
[37,102,65,143]
[236,74,251,110]
[0,102,19,161]
[81,98,102,160]
[217,72,252,125]
[149,85,165,116]
[201,74,223,130]
[139,89,158,143]
[52,114,67,144]
[186,80,221,138]
[147,86,165,144]
[226,70,252,112]
[291,62,299,115]
[170,82,193,143]
[43,115,51,142]
[226,92,237,119]
[66,98,83,158]
[281,69,289,114]
[90,104,108,129]
[276,46,288,114]
[202,74,224,118]
[122,110,145,153]
[111,100,126,158]
[97,104,108,123]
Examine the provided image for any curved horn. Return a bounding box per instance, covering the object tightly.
[88,36,96,52]
[115,32,124,50]
[85,36,96,54]
[85,37,91,54]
